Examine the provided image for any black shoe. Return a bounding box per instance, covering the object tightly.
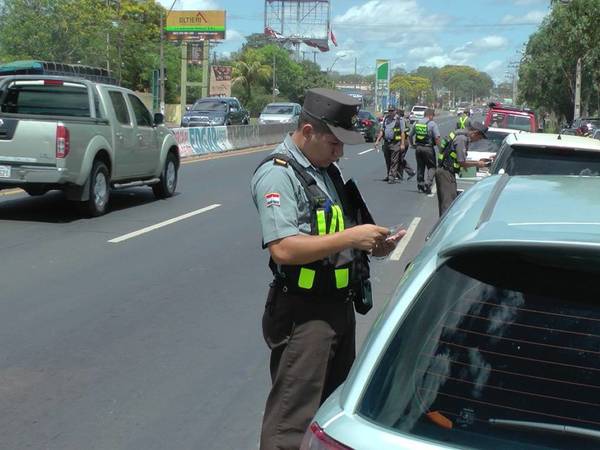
[388,177,398,184]
[424,186,432,195]
[417,185,425,192]
[407,172,416,181]
[382,177,389,182]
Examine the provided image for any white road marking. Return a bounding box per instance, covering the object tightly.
[358,147,375,155]
[427,184,437,198]
[389,217,421,261]
[108,204,221,243]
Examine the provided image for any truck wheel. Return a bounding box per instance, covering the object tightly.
[80,160,110,217]
[153,152,178,199]
[24,186,48,196]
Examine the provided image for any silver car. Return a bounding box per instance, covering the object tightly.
[259,102,301,125]
[303,174,600,449]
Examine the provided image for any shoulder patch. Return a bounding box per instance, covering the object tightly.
[273,158,289,167]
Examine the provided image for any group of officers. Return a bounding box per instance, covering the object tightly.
[251,88,489,449]
[374,104,488,216]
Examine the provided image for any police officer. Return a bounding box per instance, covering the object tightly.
[374,105,404,182]
[251,88,405,450]
[409,108,440,194]
[435,121,488,217]
[457,109,471,129]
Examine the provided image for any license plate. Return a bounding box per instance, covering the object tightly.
[0,165,10,178]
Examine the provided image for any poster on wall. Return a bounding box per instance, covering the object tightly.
[209,66,232,96]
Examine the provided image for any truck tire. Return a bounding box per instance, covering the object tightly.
[24,185,48,196]
[152,152,178,199]
[80,160,110,217]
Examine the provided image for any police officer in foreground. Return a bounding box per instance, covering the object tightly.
[251,88,406,450]
[409,108,440,194]
[435,121,489,217]
[374,105,406,183]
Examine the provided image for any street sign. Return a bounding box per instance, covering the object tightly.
[375,59,390,112]
[166,10,226,41]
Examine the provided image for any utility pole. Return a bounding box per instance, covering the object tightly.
[272,51,277,102]
[574,57,582,120]
[160,0,178,114]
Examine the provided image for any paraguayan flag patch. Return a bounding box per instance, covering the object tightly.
[265,192,281,207]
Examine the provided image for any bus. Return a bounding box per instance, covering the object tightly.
[0,60,118,85]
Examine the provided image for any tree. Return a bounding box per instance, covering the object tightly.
[390,74,432,106]
[232,48,272,106]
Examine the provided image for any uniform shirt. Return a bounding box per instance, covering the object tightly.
[251,134,349,246]
[409,117,440,147]
[452,129,469,163]
[382,113,405,140]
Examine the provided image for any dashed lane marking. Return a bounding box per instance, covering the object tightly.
[108,204,221,243]
[358,148,375,155]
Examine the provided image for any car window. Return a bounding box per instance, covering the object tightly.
[503,146,600,176]
[1,81,91,117]
[108,91,131,125]
[263,105,294,115]
[230,100,239,110]
[506,115,532,131]
[128,94,153,127]
[359,251,600,449]
[412,106,427,112]
[192,100,227,111]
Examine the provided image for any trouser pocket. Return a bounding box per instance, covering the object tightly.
[262,286,294,350]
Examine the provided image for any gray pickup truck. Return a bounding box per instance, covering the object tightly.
[0,75,179,216]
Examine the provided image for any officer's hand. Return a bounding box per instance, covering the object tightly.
[477,159,487,169]
[372,228,407,257]
[345,224,389,251]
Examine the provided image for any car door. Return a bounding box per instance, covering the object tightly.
[229,99,242,124]
[127,93,159,175]
[107,90,137,179]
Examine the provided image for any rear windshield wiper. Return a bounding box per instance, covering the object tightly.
[489,418,600,441]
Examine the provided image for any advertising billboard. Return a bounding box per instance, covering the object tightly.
[209,66,233,96]
[166,10,226,41]
[375,59,390,112]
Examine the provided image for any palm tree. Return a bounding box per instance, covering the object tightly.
[232,49,271,105]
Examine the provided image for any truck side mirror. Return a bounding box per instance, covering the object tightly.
[154,112,165,125]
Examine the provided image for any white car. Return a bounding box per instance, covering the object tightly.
[259,102,301,125]
[491,132,600,176]
[409,105,428,123]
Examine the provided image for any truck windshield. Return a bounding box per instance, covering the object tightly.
[1,81,90,117]
[192,100,227,112]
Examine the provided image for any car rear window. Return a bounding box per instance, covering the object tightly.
[1,80,90,117]
[359,251,600,449]
[504,146,600,176]
[263,105,294,115]
[506,115,532,131]
[192,100,227,111]
[412,106,427,112]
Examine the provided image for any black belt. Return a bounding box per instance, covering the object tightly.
[271,278,355,303]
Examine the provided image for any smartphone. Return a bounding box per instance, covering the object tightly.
[386,223,405,242]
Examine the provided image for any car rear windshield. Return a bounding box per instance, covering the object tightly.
[506,115,532,131]
[412,106,427,112]
[192,100,227,111]
[359,251,600,449]
[262,105,294,115]
[503,146,600,176]
[358,111,373,119]
[0,81,90,117]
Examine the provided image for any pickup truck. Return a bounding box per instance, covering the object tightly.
[0,75,179,216]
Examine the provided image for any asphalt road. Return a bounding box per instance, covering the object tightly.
[0,113,458,450]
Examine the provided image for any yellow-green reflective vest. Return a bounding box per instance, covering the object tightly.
[457,115,468,129]
[414,122,431,145]
[438,131,461,174]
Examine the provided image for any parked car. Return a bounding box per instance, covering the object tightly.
[571,117,600,133]
[490,132,600,176]
[258,102,301,125]
[181,96,249,127]
[354,110,380,142]
[303,174,600,450]
[0,75,179,216]
[408,105,428,124]
[484,102,537,133]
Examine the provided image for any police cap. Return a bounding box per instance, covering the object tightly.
[302,88,364,145]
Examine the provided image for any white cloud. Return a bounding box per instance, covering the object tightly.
[501,10,547,24]
[484,60,504,73]
[225,29,243,44]
[476,35,509,50]
[408,45,443,59]
[513,0,545,5]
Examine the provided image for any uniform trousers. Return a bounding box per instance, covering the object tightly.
[434,167,457,217]
[415,145,437,189]
[382,140,393,177]
[260,285,356,450]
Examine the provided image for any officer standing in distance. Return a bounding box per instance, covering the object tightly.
[374,105,403,182]
[457,109,471,129]
[409,108,440,194]
[435,121,489,217]
[251,88,406,450]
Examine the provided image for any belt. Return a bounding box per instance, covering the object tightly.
[271,278,355,303]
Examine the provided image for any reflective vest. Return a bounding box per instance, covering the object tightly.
[384,116,403,142]
[256,153,370,297]
[457,115,468,129]
[438,131,461,174]
[414,120,432,145]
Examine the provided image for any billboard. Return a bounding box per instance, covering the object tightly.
[166,10,226,41]
[209,66,233,96]
[375,59,390,112]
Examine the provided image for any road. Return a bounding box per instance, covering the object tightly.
[0,114,458,450]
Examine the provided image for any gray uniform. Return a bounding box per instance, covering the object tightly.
[409,117,440,191]
[435,129,469,217]
[251,134,356,450]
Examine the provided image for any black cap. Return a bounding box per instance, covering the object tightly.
[469,120,488,138]
[302,88,364,145]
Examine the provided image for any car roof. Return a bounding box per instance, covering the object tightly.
[487,126,527,134]
[503,132,600,151]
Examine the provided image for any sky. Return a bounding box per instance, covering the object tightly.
[158,0,552,83]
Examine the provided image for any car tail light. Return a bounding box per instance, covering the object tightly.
[300,422,354,450]
[56,123,70,158]
[44,79,64,86]
[361,119,373,126]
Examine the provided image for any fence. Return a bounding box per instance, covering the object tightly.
[171,124,294,157]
